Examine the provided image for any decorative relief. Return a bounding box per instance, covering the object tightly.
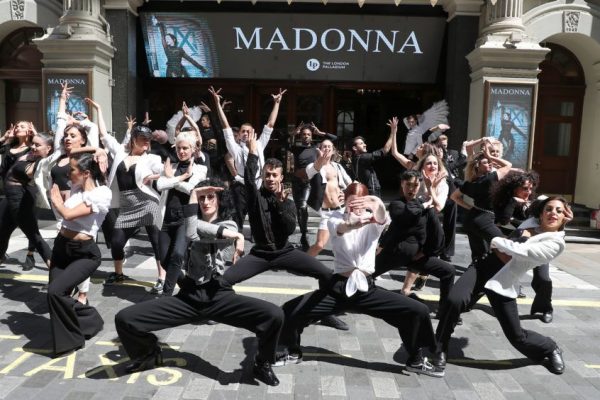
[10,0,25,20]
[564,11,580,33]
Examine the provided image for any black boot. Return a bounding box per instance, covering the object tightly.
[253,359,280,386]
[125,345,163,373]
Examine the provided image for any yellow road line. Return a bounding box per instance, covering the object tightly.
[3,272,600,308]
[0,335,21,340]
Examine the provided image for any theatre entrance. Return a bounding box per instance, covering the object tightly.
[532,43,585,199]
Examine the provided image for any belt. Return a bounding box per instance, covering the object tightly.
[322,204,345,212]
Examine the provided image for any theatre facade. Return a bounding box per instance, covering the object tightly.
[1,0,599,207]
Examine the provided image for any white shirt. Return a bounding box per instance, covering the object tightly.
[60,185,112,237]
[223,125,272,187]
[327,210,390,276]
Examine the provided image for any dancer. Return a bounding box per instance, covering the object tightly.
[450,146,512,260]
[156,131,208,296]
[0,132,53,269]
[48,152,111,357]
[221,128,333,289]
[492,170,553,322]
[86,99,165,288]
[433,196,571,374]
[306,139,352,257]
[290,122,337,250]
[351,131,393,197]
[211,86,286,234]
[402,100,449,158]
[276,182,444,377]
[115,180,283,386]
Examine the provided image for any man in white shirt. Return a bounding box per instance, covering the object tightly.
[210,87,286,233]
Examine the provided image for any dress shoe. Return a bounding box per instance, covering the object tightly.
[125,345,163,373]
[541,312,553,324]
[300,235,310,251]
[547,347,565,374]
[23,254,35,271]
[319,315,349,331]
[253,360,280,386]
[413,275,428,291]
[407,292,426,304]
[432,351,447,368]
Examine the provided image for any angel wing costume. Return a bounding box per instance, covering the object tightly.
[403,100,449,156]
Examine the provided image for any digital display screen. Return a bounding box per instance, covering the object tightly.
[140,12,446,83]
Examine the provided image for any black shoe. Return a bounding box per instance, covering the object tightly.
[22,254,35,271]
[253,360,280,386]
[517,286,526,299]
[125,346,163,373]
[432,351,447,368]
[440,254,452,262]
[319,315,349,331]
[546,347,565,375]
[541,312,553,324]
[413,275,428,291]
[407,292,426,304]
[406,355,445,378]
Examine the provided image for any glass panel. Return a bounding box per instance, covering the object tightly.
[336,110,354,146]
[543,122,571,156]
[295,95,323,128]
[543,99,574,116]
[18,87,40,102]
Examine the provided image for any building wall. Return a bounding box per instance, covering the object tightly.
[524,0,600,208]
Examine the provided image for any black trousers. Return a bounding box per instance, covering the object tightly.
[531,264,553,314]
[230,182,248,233]
[442,196,457,258]
[279,274,436,356]
[0,185,52,263]
[115,277,284,363]
[100,208,118,250]
[159,224,188,296]
[291,177,310,236]
[435,254,557,361]
[222,245,333,286]
[408,256,455,309]
[111,225,160,261]
[463,209,503,261]
[372,240,420,278]
[48,235,104,354]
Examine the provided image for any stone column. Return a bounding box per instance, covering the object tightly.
[465,0,549,143]
[33,0,115,131]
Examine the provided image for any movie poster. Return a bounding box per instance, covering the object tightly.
[43,72,90,132]
[483,82,537,169]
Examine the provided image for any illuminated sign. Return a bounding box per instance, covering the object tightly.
[140,12,445,83]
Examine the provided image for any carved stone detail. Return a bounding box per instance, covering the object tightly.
[563,11,580,33]
[10,0,25,20]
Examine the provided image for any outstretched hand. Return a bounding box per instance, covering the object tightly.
[387,116,399,132]
[271,88,287,104]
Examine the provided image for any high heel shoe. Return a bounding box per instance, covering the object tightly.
[125,345,163,373]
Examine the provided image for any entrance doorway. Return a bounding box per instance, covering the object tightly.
[532,43,585,198]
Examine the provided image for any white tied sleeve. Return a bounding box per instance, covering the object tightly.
[345,269,369,297]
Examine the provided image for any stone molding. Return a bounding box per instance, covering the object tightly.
[103,0,144,16]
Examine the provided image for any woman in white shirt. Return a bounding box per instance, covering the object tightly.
[275,182,444,378]
[433,196,572,375]
[48,152,112,357]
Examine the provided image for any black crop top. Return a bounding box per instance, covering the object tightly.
[116,160,138,191]
[0,146,30,180]
[51,158,71,190]
[459,171,498,211]
[6,160,36,185]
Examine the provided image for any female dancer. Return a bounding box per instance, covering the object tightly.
[492,170,553,322]
[0,121,37,268]
[48,86,100,303]
[276,182,444,377]
[433,196,572,374]
[48,152,112,357]
[115,179,283,386]
[450,147,512,260]
[0,132,53,269]
[86,99,164,287]
[156,131,208,296]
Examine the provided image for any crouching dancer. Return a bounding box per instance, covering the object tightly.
[275,182,444,377]
[115,180,284,386]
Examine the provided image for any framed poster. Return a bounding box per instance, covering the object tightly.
[42,70,92,132]
[482,81,537,169]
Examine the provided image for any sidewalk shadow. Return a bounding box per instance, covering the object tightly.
[85,340,246,387]
[0,310,52,352]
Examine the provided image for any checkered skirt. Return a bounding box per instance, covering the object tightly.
[114,189,160,229]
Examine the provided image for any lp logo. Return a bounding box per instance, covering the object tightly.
[306,59,320,71]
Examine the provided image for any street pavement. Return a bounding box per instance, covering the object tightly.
[1,221,600,400]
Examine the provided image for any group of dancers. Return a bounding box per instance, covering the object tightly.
[0,84,572,386]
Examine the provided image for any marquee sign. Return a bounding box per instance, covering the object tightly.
[140,12,446,83]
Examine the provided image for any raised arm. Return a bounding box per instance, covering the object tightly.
[389,117,415,169]
[266,88,287,128]
[483,144,512,179]
[209,86,230,129]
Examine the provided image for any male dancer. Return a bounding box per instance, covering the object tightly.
[211,86,286,233]
[222,129,333,293]
[351,131,393,197]
[290,123,337,250]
